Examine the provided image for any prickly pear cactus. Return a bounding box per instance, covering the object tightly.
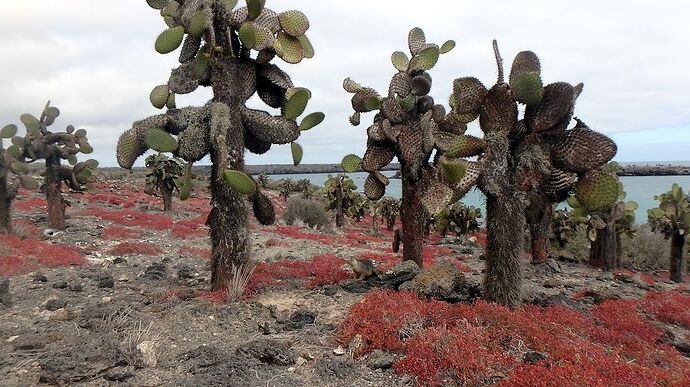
[144,153,187,211]
[1,102,97,231]
[118,0,324,291]
[442,41,617,305]
[322,174,357,228]
[648,184,690,282]
[375,197,400,231]
[434,201,482,238]
[341,27,459,266]
[0,124,38,233]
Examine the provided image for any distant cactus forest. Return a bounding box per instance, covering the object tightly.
[0,1,688,386]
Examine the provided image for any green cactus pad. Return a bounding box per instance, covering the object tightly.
[446,135,486,158]
[291,142,303,166]
[10,161,29,174]
[192,56,210,80]
[575,169,619,211]
[67,155,78,165]
[398,95,417,112]
[285,87,312,100]
[351,88,381,113]
[74,129,87,138]
[166,93,176,109]
[223,169,257,195]
[452,77,488,114]
[283,89,309,120]
[239,22,258,48]
[225,0,239,11]
[509,51,541,86]
[409,46,440,71]
[247,0,265,20]
[18,175,39,190]
[391,51,410,72]
[6,145,22,159]
[343,78,363,93]
[299,112,325,131]
[341,154,362,173]
[364,173,386,200]
[44,106,60,120]
[421,180,454,215]
[252,191,276,226]
[0,124,17,139]
[440,158,467,184]
[510,72,543,106]
[278,10,310,37]
[155,26,185,54]
[85,159,99,169]
[179,163,192,201]
[20,114,40,132]
[147,0,169,10]
[188,12,208,38]
[79,143,94,154]
[298,35,314,58]
[454,111,480,124]
[440,40,456,54]
[274,32,304,64]
[408,27,426,55]
[150,85,171,109]
[524,82,575,132]
[145,128,178,153]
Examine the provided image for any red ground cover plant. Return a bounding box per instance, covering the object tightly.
[13,197,47,211]
[640,291,690,328]
[336,289,690,386]
[87,208,174,230]
[101,226,139,239]
[264,238,289,247]
[0,234,86,275]
[110,242,162,256]
[171,215,208,239]
[178,245,211,260]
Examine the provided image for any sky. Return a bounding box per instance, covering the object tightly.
[0,0,689,167]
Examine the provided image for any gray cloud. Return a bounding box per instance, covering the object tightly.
[1,0,688,167]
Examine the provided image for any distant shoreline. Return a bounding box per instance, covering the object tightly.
[99,163,690,177]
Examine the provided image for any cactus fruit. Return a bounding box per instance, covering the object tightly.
[121,0,322,291]
[1,102,97,231]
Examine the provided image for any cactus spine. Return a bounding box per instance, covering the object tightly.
[342,28,458,267]
[2,102,96,231]
[118,0,323,291]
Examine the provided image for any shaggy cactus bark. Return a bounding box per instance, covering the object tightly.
[118,0,323,291]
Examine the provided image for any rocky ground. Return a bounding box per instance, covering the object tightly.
[0,180,688,386]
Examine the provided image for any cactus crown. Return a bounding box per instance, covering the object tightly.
[648,184,690,238]
[117,0,324,203]
[2,102,97,193]
[144,153,187,197]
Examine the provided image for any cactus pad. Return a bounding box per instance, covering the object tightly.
[544,168,577,201]
[552,127,617,173]
[145,128,178,152]
[252,191,276,225]
[391,51,410,72]
[247,0,265,20]
[446,135,486,158]
[479,84,518,133]
[362,145,395,172]
[343,78,363,93]
[1,124,17,139]
[440,158,467,184]
[341,154,362,173]
[187,12,208,38]
[510,72,543,106]
[409,46,440,71]
[440,40,456,54]
[575,169,619,211]
[509,51,541,85]
[298,35,314,58]
[177,124,211,162]
[150,85,171,109]
[421,180,454,215]
[525,82,575,132]
[278,10,309,37]
[364,173,386,200]
[452,77,488,114]
[411,75,432,96]
[241,107,299,144]
[223,169,257,195]
[351,88,381,113]
[299,112,324,131]
[155,26,185,54]
[291,142,303,166]
[274,32,304,64]
[408,27,426,56]
[18,175,39,190]
[283,89,309,120]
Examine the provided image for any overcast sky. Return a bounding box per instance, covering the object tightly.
[1,0,689,167]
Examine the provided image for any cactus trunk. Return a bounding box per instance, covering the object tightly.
[589,221,617,270]
[480,133,524,306]
[670,230,685,283]
[526,199,552,264]
[207,59,251,292]
[335,188,344,228]
[401,174,425,267]
[0,177,11,234]
[45,155,66,230]
[161,183,173,212]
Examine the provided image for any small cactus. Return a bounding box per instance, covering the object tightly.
[322,174,358,228]
[119,0,324,291]
[144,153,187,211]
[375,197,400,231]
[648,184,690,282]
[1,102,97,231]
[434,201,482,238]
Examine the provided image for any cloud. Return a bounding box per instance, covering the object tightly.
[1,0,688,167]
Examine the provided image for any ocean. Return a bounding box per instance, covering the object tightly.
[269,170,690,222]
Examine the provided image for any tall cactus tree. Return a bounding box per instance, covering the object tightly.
[0,125,40,233]
[2,102,97,231]
[323,174,357,228]
[341,28,459,267]
[648,184,690,283]
[118,0,323,291]
[442,42,617,305]
[144,153,186,211]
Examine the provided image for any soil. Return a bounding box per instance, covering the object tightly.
[0,179,687,386]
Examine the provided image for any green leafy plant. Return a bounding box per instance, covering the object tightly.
[550,208,580,249]
[648,184,690,282]
[435,201,482,238]
[341,28,458,267]
[278,178,294,201]
[144,153,187,211]
[117,0,323,291]
[2,102,97,231]
[322,174,357,228]
[346,192,370,222]
[257,172,269,189]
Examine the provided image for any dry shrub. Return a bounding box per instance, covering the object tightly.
[620,225,670,271]
[226,263,256,303]
[100,307,164,369]
[282,198,328,228]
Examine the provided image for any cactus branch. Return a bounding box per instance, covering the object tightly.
[493,39,504,84]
